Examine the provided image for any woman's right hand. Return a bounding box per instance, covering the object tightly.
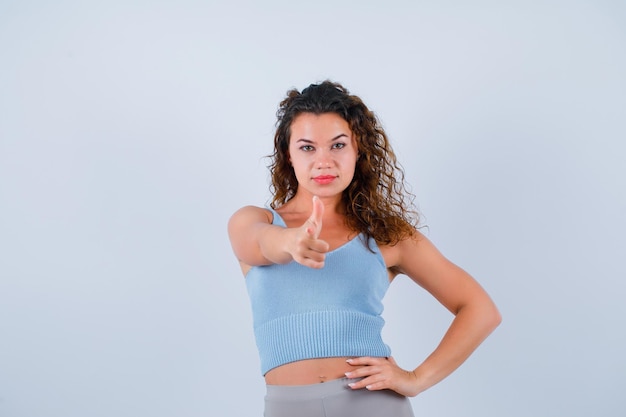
[287,196,330,269]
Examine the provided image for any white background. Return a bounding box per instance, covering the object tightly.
[1,1,625,416]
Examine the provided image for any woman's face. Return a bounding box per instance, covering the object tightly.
[288,112,358,200]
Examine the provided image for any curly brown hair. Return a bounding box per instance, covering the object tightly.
[269,80,419,246]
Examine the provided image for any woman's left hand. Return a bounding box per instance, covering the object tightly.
[344,356,421,397]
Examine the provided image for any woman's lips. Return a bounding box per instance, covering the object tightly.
[313,175,336,185]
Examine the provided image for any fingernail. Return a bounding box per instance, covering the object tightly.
[348,383,356,388]
[344,372,352,377]
[346,359,353,363]
[366,385,372,390]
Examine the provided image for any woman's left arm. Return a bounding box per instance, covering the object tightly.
[346,231,502,397]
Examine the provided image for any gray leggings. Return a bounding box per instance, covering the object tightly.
[264,378,415,417]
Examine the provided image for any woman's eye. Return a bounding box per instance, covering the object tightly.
[332,142,346,149]
[300,145,314,151]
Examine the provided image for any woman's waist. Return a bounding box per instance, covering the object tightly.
[265,357,358,385]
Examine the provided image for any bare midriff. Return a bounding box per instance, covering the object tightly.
[264,357,356,385]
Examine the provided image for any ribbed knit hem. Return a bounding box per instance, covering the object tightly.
[255,310,391,375]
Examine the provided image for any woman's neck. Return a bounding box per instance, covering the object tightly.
[286,193,344,215]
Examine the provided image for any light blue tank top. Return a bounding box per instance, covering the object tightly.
[245,208,392,375]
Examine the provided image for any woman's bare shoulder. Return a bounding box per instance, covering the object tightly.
[378,229,430,276]
[230,205,273,225]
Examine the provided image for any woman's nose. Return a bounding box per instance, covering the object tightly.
[315,150,332,168]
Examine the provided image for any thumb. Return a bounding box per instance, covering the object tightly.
[307,196,324,239]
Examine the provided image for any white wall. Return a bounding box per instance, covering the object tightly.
[1,1,624,416]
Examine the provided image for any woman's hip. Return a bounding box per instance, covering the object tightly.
[264,377,414,417]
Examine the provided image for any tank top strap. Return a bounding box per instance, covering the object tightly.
[265,207,287,227]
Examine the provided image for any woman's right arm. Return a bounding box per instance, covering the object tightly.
[227,199,329,268]
[228,205,294,266]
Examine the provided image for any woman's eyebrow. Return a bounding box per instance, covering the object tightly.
[295,134,348,143]
[330,133,348,141]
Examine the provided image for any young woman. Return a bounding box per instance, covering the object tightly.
[228,81,501,417]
